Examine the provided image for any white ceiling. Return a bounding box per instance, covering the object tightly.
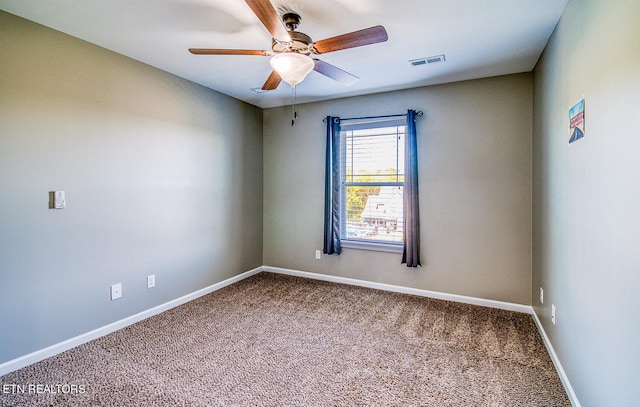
[0,0,569,108]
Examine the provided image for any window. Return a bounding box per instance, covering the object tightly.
[324,110,420,265]
[340,119,406,249]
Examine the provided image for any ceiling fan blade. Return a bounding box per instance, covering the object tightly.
[312,25,388,54]
[313,59,359,86]
[189,48,271,56]
[244,0,291,42]
[262,70,282,90]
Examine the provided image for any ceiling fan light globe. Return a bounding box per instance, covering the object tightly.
[270,53,314,86]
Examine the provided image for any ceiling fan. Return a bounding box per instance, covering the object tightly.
[189,0,389,91]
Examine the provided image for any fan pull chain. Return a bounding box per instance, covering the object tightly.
[291,84,297,126]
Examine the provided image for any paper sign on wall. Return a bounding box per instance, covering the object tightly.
[569,98,585,144]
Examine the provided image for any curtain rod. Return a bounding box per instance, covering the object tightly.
[323,110,423,123]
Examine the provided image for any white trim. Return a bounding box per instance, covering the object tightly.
[0,266,263,376]
[340,240,404,253]
[531,310,581,407]
[263,265,531,314]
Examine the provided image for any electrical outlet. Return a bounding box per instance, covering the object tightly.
[110,283,122,300]
[147,274,155,288]
[49,190,66,209]
[315,250,322,260]
[540,287,544,304]
[551,304,556,325]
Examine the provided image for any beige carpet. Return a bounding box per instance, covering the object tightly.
[0,272,570,406]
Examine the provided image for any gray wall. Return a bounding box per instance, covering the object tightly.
[532,0,640,405]
[0,11,263,364]
[263,74,533,305]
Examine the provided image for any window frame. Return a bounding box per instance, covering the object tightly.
[338,118,407,252]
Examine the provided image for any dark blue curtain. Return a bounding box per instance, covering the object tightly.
[323,116,341,255]
[402,110,421,267]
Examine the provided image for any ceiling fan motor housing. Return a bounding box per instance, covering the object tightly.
[272,31,313,53]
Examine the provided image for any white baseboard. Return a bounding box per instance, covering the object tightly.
[531,310,581,407]
[0,266,263,377]
[263,265,532,314]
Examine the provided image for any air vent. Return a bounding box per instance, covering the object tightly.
[409,54,445,66]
